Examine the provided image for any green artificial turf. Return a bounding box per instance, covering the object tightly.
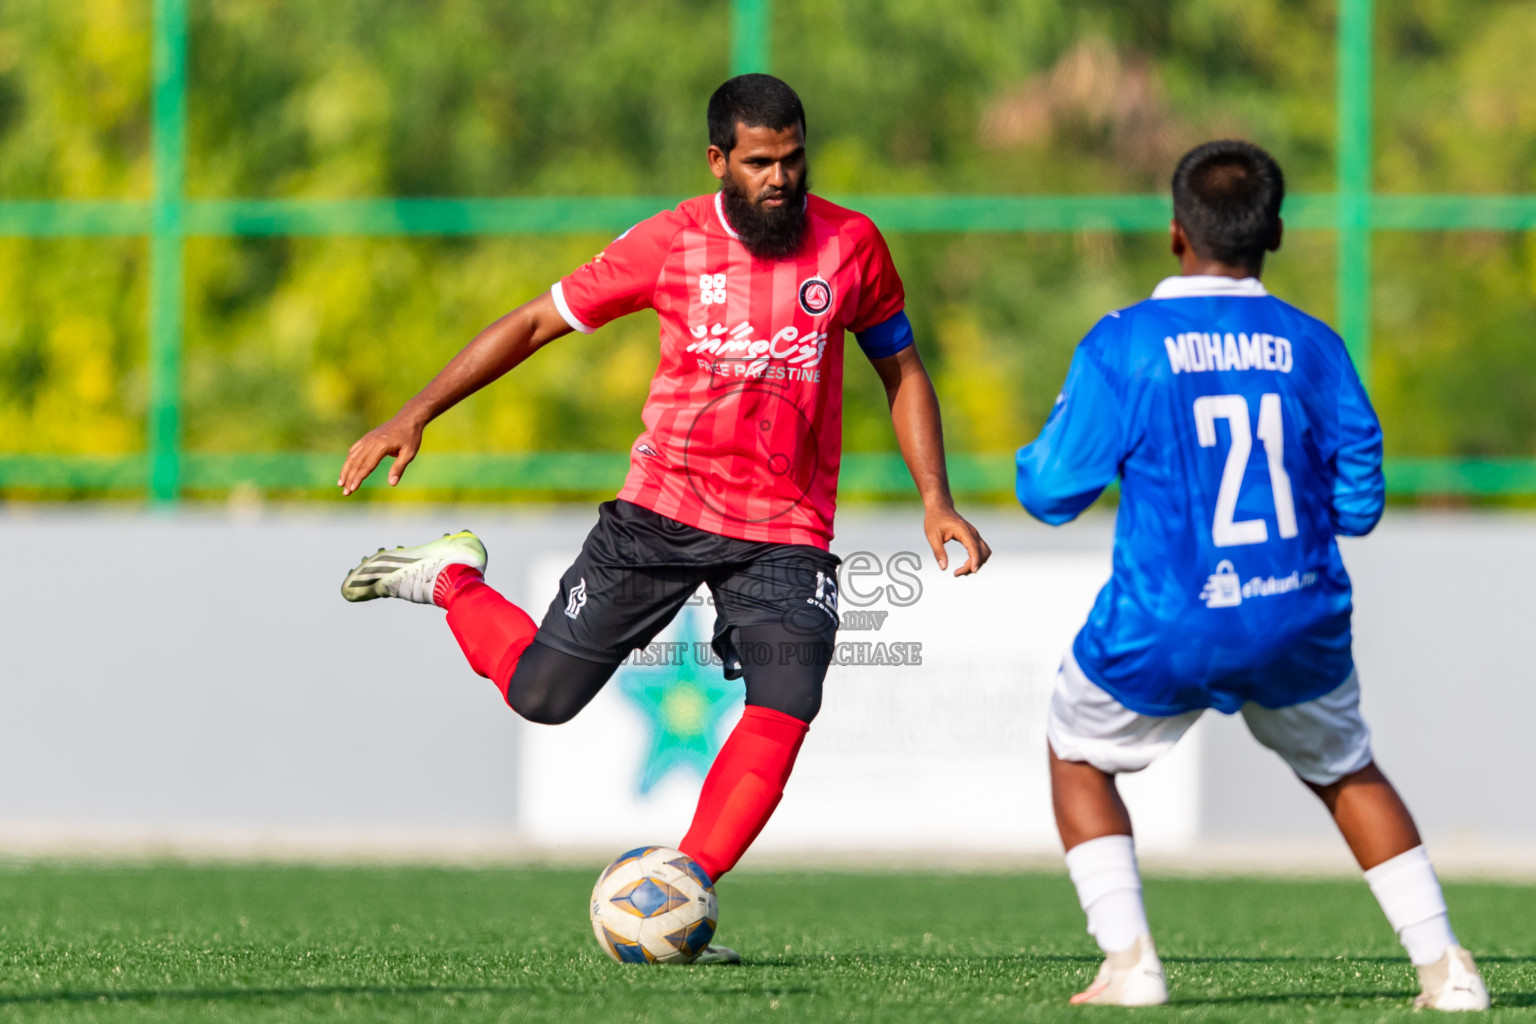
[0,862,1527,1022]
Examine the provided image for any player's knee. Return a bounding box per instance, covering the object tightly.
[501,642,616,725]
[505,682,582,725]
[744,698,817,725]
[744,686,821,725]
[503,669,585,725]
[738,638,827,723]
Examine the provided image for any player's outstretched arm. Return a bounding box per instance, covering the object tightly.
[869,345,992,576]
[1014,345,1123,525]
[338,292,573,495]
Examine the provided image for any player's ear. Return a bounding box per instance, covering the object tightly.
[707,145,728,182]
[1269,217,1284,253]
[1169,219,1188,258]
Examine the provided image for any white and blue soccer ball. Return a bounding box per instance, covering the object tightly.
[590,845,718,964]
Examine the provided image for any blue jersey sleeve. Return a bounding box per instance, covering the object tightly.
[1015,340,1127,525]
[1332,355,1384,536]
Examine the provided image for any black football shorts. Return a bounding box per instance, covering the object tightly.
[533,499,841,675]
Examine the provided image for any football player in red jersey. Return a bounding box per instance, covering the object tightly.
[338,75,990,962]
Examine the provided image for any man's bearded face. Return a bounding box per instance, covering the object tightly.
[720,157,809,261]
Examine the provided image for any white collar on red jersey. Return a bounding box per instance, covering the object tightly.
[1151,275,1268,299]
[714,191,740,239]
[713,190,811,241]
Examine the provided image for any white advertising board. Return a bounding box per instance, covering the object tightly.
[516,549,1202,859]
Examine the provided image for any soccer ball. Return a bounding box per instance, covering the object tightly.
[590,846,718,964]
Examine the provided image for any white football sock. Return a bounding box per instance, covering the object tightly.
[1065,834,1149,955]
[1364,845,1457,966]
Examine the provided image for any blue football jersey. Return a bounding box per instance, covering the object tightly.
[1016,275,1384,716]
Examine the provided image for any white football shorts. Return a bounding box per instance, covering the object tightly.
[1046,649,1374,786]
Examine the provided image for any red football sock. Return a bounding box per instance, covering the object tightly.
[432,563,486,610]
[438,566,537,702]
[679,705,809,884]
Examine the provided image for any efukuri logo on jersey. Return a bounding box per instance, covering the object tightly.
[797,275,831,316]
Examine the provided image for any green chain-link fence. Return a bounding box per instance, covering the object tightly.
[1,0,1533,503]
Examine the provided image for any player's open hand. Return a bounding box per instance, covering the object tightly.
[924,505,992,577]
[338,413,426,496]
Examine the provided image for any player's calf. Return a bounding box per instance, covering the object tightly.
[1046,669,1179,1007]
[1062,833,1167,1007]
[1361,844,1489,1010]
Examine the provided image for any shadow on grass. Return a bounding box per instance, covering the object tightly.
[0,986,528,1008]
[1165,954,1412,965]
[7,952,1526,1010]
[740,951,1536,970]
[743,953,1104,968]
[1168,954,1536,966]
[0,982,818,1008]
[1176,991,1413,1006]
[1179,990,1536,1007]
[1163,954,1536,1008]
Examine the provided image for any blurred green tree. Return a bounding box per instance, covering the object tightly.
[0,0,1532,497]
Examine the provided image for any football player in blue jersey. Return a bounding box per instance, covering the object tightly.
[1015,140,1488,1010]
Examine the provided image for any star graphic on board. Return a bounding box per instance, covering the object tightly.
[616,606,742,796]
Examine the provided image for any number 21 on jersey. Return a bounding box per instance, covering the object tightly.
[1193,393,1298,548]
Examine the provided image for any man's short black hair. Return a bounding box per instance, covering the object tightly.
[1171,140,1285,270]
[707,74,806,154]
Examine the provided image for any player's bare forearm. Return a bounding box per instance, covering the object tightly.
[399,296,569,426]
[875,347,950,509]
[870,345,992,575]
[339,292,572,494]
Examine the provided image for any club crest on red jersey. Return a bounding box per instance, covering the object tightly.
[797,275,832,317]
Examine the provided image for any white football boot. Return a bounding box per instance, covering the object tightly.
[688,945,741,965]
[1070,934,1168,1006]
[1415,946,1490,1011]
[340,530,487,604]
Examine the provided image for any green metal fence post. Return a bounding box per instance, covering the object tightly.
[148,0,188,503]
[1336,0,1374,380]
[730,0,770,75]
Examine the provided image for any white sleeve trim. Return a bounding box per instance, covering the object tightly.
[550,281,595,334]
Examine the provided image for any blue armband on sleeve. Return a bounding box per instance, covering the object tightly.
[854,310,914,359]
